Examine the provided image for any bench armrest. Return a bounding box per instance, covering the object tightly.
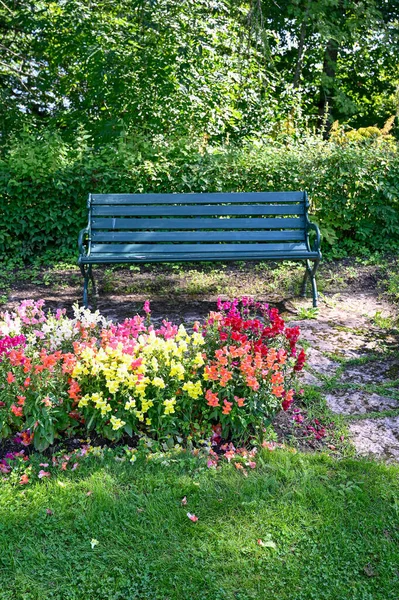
[307,221,321,253]
[78,228,89,256]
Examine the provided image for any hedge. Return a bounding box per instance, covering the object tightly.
[1,131,398,262]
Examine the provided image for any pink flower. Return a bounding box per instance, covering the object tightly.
[6,372,15,384]
[143,300,151,314]
[187,513,198,522]
[38,470,51,479]
[248,461,256,469]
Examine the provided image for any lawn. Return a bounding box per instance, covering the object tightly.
[1,448,399,600]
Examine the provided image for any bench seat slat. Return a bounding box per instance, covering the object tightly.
[92,205,304,217]
[81,251,320,264]
[91,231,305,242]
[91,217,305,230]
[89,242,309,254]
[92,192,305,205]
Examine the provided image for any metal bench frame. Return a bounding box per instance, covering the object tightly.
[78,191,321,308]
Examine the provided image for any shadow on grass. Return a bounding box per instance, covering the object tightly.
[0,450,398,600]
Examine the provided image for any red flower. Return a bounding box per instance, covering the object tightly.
[294,349,306,372]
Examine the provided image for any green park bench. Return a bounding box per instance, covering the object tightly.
[78,192,321,309]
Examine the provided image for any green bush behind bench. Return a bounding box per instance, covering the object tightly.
[1,131,398,262]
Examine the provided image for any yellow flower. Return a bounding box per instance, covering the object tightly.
[78,395,90,407]
[106,379,120,394]
[110,416,126,431]
[182,380,202,399]
[152,377,166,389]
[170,361,185,380]
[125,398,136,410]
[146,418,152,425]
[163,397,176,415]
[193,351,205,367]
[192,332,205,347]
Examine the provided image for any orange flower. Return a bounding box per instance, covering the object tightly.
[271,372,284,385]
[234,396,245,407]
[246,376,259,391]
[219,367,233,387]
[19,474,29,485]
[16,395,26,406]
[204,365,219,381]
[285,389,294,402]
[11,404,23,417]
[6,372,15,384]
[254,353,263,370]
[23,377,31,388]
[222,399,233,414]
[68,380,81,400]
[205,389,219,407]
[272,385,284,398]
[277,349,287,365]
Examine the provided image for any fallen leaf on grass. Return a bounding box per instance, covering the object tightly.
[181,496,187,505]
[46,509,53,516]
[257,539,277,549]
[90,539,99,549]
[86,491,93,496]
[187,513,198,522]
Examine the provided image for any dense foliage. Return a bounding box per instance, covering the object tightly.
[0,298,305,450]
[1,131,398,261]
[1,2,398,260]
[1,0,398,141]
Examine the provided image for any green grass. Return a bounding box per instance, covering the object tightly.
[1,450,399,599]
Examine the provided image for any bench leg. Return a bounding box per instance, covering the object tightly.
[301,260,320,308]
[89,266,98,308]
[80,265,89,308]
[80,265,97,309]
[300,262,309,298]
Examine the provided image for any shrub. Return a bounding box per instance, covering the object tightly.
[0,298,306,450]
[0,131,398,262]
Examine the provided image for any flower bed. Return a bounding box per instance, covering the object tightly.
[0,298,305,452]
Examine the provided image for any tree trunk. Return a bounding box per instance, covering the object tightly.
[293,9,309,88]
[317,38,339,133]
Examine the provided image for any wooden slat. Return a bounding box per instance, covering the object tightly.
[90,242,308,254]
[91,217,305,230]
[91,192,305,205]
[82,251,318,264]
[92,205,304,217]
[91,230,305,242]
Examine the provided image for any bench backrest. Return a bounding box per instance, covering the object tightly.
[87,192,308,257]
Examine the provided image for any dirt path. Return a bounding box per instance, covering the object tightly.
[2,262,399,460]
[288,294,399,461]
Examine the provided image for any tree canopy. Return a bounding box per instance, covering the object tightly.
[1,0,398,142]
